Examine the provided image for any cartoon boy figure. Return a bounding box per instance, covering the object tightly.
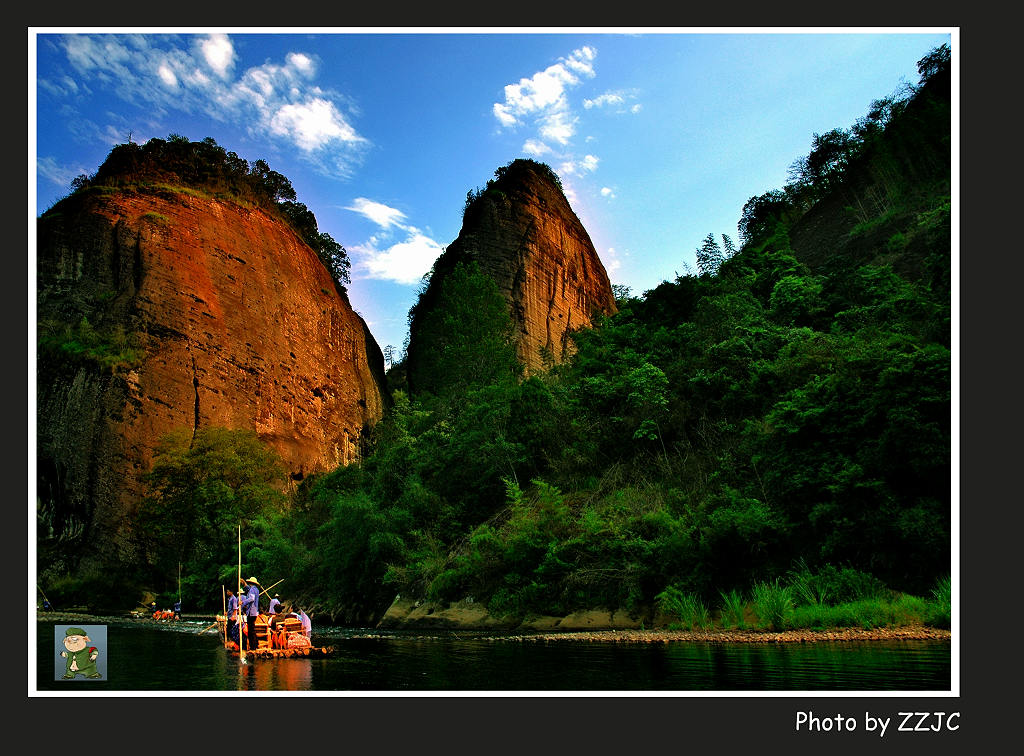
[60,627,102,679]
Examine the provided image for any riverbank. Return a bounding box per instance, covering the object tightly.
[35,611,212,624]
[36,611,949,644]
[374,598,951,639]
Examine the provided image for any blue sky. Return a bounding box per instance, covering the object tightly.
[32,28,954,357]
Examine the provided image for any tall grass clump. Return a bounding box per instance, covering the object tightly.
[751,579,794,630]
[656,586,711,630]
[718,589,747,629]
[787,558,828,606]
[924,575,951,628]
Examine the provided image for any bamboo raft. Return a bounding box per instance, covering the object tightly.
[232,644,335,659]
[216,613,335,659]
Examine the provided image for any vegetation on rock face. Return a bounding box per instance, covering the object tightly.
[37,316,143,372]
[462,157,564,220]
[38,46,951,628]
[404,260,522,407]
[46,133,351,292]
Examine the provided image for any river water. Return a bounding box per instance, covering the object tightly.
[35,617,951,693]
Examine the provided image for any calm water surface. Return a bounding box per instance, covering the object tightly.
[35,618,951,692]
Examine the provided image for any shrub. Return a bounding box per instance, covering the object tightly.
[792,563,889,605]
[38,317,144,372]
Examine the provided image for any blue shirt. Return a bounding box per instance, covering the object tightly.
[226,595,238,617]
[298,610,311,636]
[240,585,260,617]
[268,598,281,614]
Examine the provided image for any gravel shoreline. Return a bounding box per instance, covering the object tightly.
[495,627,952,643]
[353,626,951,644]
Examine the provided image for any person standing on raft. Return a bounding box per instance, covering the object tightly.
[240,577,260,651]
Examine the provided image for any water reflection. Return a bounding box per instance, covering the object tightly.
[34,620,951,693]
[237,657,314,691]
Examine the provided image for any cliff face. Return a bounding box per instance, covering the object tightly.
[407,160,616,383]
[36,187,387,569]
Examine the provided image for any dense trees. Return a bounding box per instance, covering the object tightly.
[43,46,950,621]
[405,261,521,404]
[133,427,288,600]
[739,43,949,251]
[285,42,949,616]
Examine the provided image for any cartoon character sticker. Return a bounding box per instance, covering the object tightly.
[56,625,106,681]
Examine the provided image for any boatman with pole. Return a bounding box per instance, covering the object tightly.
[240,576,261,651]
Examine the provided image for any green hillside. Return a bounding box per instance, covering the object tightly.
[43,45,951,630]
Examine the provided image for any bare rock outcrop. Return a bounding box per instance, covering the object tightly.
[407,159,616,385]
[37,187,387,569]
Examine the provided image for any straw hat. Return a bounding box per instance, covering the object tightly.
[246,577,259,584]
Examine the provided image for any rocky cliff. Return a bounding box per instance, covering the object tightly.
[37,186,388,570]
[406,159,616,384]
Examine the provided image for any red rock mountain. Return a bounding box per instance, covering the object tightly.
[406,159,617,384]
[36,186,387,569]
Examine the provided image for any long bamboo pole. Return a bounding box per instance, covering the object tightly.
[37,584,54,611]
[260,578,285,598]
[238,524,245,664]
[221,585,227,646]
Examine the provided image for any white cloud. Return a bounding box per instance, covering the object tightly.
[584,89,642,115]
[199,34,235,78]
[269,98,365,152]
[601,186,616,199]
[38,75,80,97]
[188,68,211,88]
[558,154,599,176]
[346,198,408,229]
[354,233,445,285]
[539,111,576,145]
[603,246,622,275]
[493,46,596,134]
[286,52,315,76]
[584,92,623,109]
[37,156,86,190]
[157,63,177,88]
[494,47,611,199]
[55,33,369,176]
[522,138,550,156]
[345,198,446,285]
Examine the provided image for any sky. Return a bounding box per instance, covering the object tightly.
[31,28,955,358]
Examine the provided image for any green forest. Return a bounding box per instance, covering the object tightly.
[42,45,952,633]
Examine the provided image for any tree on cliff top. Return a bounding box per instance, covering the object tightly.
[58,134,351,290]
[463,158,563,219]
